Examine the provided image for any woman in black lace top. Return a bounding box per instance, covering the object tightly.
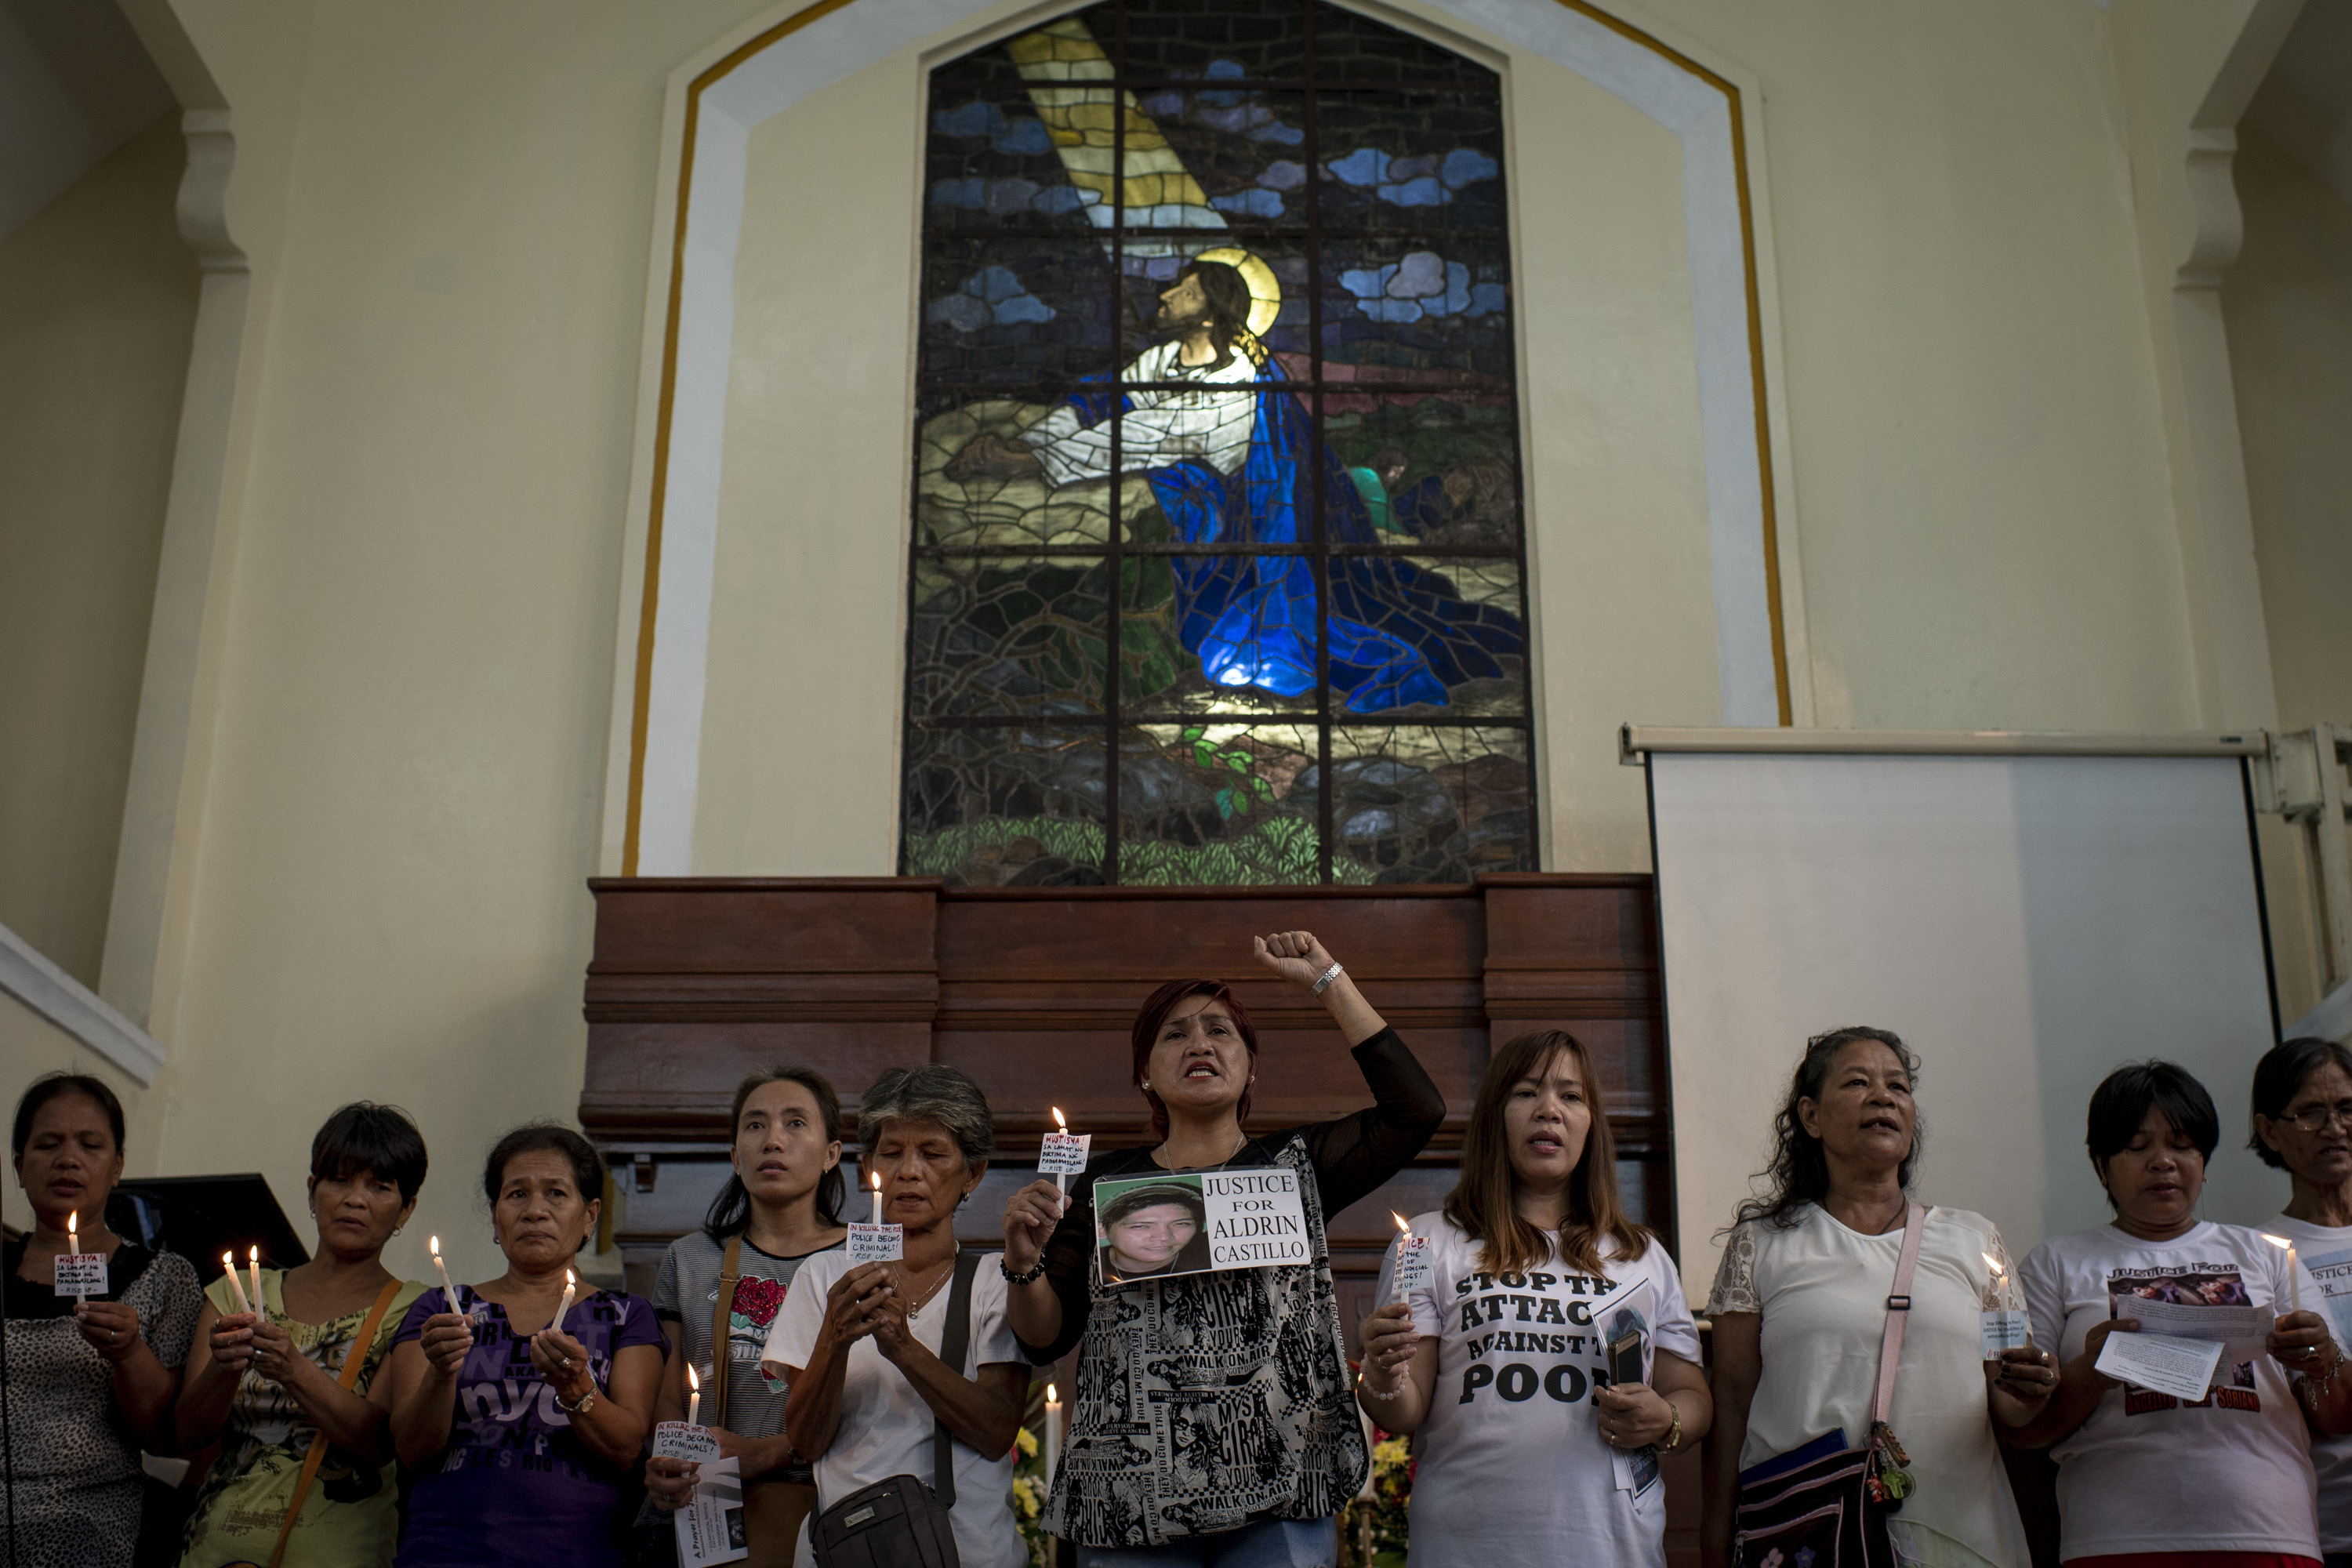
[1000,931,1443,1563]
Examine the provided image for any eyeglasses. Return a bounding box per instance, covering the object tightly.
[2281,1101,2352,1133]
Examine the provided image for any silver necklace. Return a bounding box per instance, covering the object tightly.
[902,1260,954,1316]
[1154,1127,1248,1171]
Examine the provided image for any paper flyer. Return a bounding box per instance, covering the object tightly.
[652,1422,721,1463]
[1390,1236,1433,1298]
[2304,1244,2352,1342]
[672,1455,749,1566]
[1092,1167,1307,1287]
[2093,1330,2224,1401]
[1603,1279,1661,1501]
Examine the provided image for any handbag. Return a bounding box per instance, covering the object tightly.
[808,1250,982,1568]
[713,1234,820,1566]
[1733,1203,1925,1568]
[266,1278,404,1568]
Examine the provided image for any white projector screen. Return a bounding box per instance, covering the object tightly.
[1649,750,2278,1293]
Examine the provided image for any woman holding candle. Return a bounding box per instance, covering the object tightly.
[2252,1036,2352,1568]
[1354,1029,1711,1568]
[764,1065,1031,1568]
[377,1123,663,1567]
[641,1067,849,1564]
[174,1102,430,1567]
[1700,1027,2053,1568]
[4,1073,201,1567]
[997,931,1443,1564]
[2012,1059,2350,1566]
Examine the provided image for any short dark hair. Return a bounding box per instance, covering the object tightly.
[2087,1061,2218,1202]
[311,1102,428,1203]
[2249,1036,2352,1169]
[13,1073,125,1157]
[704,1066,847,1242]
[481,1123,604,1252]
[1101,1181,1205,1227]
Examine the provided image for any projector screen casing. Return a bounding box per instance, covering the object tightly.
[1649,751,2277,1291]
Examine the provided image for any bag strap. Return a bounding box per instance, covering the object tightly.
[268,1279,402,1568]
[711,1232,744,1431]
[1868,1203,1927,1428]
[930,1249,982,1508]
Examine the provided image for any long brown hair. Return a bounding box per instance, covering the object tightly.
[1443,1030,1648,1277]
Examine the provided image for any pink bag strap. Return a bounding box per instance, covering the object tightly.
[1869,1203,1927,1428]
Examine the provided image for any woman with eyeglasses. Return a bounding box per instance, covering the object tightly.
[2013,1059,2352,1567]
[2252,1037,2352,1568]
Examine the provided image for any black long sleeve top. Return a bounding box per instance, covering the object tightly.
[1018,1024,1444,1363]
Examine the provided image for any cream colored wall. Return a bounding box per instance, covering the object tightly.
[689,13,1719,877]
[2225,129,2352,735]
[0,0,2310,1269]
[0,114,196,989]
[692,66,926,876]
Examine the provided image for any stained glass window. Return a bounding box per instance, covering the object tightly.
[903,0,1534,887]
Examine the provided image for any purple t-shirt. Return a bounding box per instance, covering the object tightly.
[390,1284,663,1568]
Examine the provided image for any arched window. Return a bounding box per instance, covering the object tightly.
[904,0,1530,887]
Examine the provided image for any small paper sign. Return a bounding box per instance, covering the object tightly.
[1390,1236,1433,1299]
[2092,1329,2223,1402]
[53,1252,107,1298]
[1039,1132,1091,1177]
[847,1223,904,1265]
[653,1421,722,1463]
[1980,1309,2031,1357]
[672,1454,749,1566]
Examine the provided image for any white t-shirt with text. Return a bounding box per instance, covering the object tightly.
[764,1250,1029,1568]
[2018,1221,2324,1560]
[1378,1214,1700,1568]
[2270,1214,2352,1553]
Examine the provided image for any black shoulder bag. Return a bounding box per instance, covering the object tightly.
[1733,1203,1925,1568]
[810,1249,983,1568]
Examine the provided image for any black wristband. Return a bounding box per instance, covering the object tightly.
[1000,1257,1048,1286]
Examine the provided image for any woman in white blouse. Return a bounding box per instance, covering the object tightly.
[1701,1027,2056,1568]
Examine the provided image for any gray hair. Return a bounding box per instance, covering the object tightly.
[858,1065,994,1168]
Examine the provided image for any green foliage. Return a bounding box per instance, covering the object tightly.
[954,557,1185,709]
[902,815,1376,887]
[1322,396,1510,488]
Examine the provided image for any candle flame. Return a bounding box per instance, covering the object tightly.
[249,1245,259,1264]
[872,1169,882,1191]
[430,1235,441,1258]
[1980,1251,2004,1276]
[2263,1232,2295,1251]
[566,1268,575,1287]
[222,1250,234,1270]
[1392,1210,1412,1235]
[687,1363,699,1392]
[1052,1106,1068,1131]
[1047,1383,1058,1402]
[67,1210,76,1240]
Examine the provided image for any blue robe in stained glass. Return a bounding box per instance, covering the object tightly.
[1049,356,1520,713]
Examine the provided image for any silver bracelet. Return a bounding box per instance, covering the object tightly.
[1312,961,1343,995]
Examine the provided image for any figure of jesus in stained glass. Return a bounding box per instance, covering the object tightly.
[905,0,1536,887]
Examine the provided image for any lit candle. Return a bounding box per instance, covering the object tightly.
[430,1235,459,1315]
[686,1362,702,1429]
[1391,1211,1414,1305]
[554,1268,577,1330]
[1052,1108,1072,1209]
[1044,1382,1060,1483]
[2264,1233,2303,1313]
[221,1250,253,1316]
[248,1246,263,1316]
[66,1211,85,1305]
[1980,1251,2010,1313]
[871,1168,884,1228]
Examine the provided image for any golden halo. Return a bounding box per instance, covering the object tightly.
[1193,246,1281,338]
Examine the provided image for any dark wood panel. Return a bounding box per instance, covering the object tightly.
[582,875,1667,1251]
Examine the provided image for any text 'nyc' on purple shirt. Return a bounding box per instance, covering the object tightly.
[390,1284,663,1568]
